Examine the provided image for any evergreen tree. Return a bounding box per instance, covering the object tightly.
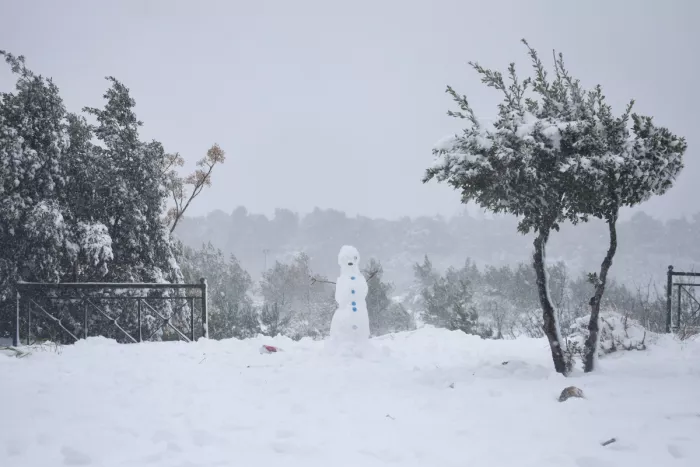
[363,258,414,335]
[421,266,478,334]
[0,52,69,287]
[178,242,257,339]
[413,255,438,290]
[0,52,73,338]
[0,51,222,342]
[83,77,178,284]
[559,94,687,370]
[424,39,686,373]
[260,253,335,339]
[260,303,291,338]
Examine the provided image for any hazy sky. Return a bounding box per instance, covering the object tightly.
[2,0,698,221]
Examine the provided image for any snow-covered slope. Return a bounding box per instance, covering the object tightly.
[2,329,700,467]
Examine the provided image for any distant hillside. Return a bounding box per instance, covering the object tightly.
[174,207,700,292]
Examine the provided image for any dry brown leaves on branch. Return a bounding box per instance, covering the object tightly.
[167,143,225,233]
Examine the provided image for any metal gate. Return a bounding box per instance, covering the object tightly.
[12,279,208,346]
[666,266,700,333]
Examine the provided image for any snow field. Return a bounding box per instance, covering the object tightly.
[2,327,700,467]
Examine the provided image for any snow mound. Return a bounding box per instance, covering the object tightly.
[567,311,652,357]
[2,327,700,467]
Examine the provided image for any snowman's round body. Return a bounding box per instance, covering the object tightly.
[329,246,370,344]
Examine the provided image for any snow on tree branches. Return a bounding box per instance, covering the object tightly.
[425,39,687,374]
[0,50,226,341]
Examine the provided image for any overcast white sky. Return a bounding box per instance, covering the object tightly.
[1,0,698,221]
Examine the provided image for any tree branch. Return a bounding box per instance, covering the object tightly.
[168,144,225,234]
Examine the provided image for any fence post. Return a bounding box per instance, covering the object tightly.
[666,265,673,333]
[26,300,31,346]
[200,278,208,339]
[677,283,682,332]
[14,289,20,347]
[84,301,89,339]
[137,299,143,343]
[189,297,195,342]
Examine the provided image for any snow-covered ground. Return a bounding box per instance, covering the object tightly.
[2,328,700,467]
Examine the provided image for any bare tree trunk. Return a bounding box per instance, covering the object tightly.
[583,212,618,372]
[533,229,567,375]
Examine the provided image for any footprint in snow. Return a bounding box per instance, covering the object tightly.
[667,444,685,459]
[61,446,92,466]
[151,430,176,443]
[275,429,296,439]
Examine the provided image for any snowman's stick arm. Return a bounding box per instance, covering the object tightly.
[310,275,335,286]
[365,270,379,281]
[309,270,378,287]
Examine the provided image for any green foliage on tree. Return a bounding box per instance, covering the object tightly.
[363,258,414,336]
[260,253,335,339]
[0,51,223,342]
[179,242,258,340]
[425,39,687,373]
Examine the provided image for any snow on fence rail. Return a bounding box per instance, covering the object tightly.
[13,279,209,346]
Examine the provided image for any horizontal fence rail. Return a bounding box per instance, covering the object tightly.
[13,279,208,346]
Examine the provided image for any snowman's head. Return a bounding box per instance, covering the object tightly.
[338,245,360,273]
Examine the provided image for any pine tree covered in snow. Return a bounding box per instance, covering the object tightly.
[0,52,70,297]
[420,266,479,334]
[362,258,414,336]
[0,52,108,337]
[424,39,686,374]
[178,242,258,339]
[82,78,179,284]
[260,253,336,339]
[0,52,222,341]
[548,67,687,370]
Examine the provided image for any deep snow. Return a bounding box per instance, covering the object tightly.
[2,328,700,467]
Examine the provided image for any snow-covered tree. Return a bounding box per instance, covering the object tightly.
[413,255,439,290]
[0,52,73,337]
[179,242,257,339]
[425,39,687,373]
[83,77,179,284]
[260,253,335,339]
[420,266,478,334]
[517,43,686,372]
[0,52,69,288]
[0,51,223,342]
[363,258,414,335]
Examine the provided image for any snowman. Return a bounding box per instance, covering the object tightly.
[328,245,370,344]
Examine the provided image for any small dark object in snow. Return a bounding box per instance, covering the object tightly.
[386,414,396,420]
[558,386,584,402]
[448,382,455,389]
[501,361,509,365]
[601,438,617,446]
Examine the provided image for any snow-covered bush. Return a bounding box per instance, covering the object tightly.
[565,312,650,366]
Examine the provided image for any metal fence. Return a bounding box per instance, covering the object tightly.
[13,279,208,346]
[666,266,700,333]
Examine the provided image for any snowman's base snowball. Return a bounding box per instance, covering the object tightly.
[323,337,376,359]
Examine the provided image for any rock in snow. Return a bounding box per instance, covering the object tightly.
[558,386,585,402]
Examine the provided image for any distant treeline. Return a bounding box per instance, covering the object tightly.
[176,207,700,290]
